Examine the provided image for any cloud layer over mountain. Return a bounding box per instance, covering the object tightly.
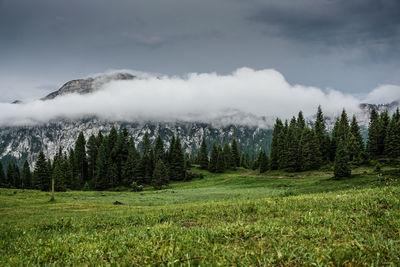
[0,68,397,127]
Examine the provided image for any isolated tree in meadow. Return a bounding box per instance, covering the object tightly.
[367,109,380,158]
[334,140,351,179]
[34,151,51,191]
[231,139,240,168]
[259,150,269,173]
[21,160,32,189]
[152,160,168,190]
[199,137,209,169]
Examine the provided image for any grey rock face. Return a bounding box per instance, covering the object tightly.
[42,72,136,100]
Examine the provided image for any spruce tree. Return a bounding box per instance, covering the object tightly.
[199,137,209,170]
[209,142,218,173]
[347,133,362,164]
[330,119,340,161]
[122,139,139,185]
[152,160,168,190]
[12,164,21,188]
[154,135,165,162]
[284,117,300,171]
[379,110,390,156]
[0,163,5,187]
[259,150,269,173]
[367,109,380,158]
[222,143,232,170]
[6,162,14,187]
[231,139,240,167]
[74,132,88,187]
[297,111,306,133]
[52,157,67,191]
[34,151,50,191]
[385,118,400,158]
[334,140,351,179]
[270,118,283,170]
[299,128,321,171]
[169,136,185,180]
[314,105,329,162]
[94,142,109,190]
[350,115,364,152]
[86,134,98,183]
[338,109,350,142]
[216,150,225,173]
[21,160,32,189]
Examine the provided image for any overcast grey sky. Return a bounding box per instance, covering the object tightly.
[0,0,399,102]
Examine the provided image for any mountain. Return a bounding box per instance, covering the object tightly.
[42,72,136,100]
[1,72,399,168]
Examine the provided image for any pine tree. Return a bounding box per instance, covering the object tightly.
[113,129,129,185]
[152,160,168,190]
[86,134,98,183]
[314,105,329,162]
[334,140,351,179]
[21,160,32,189]
[338,109,350,142]
[122,139,139,185]
[277,122,287,169]
[154,135,165,162]
[67,148,75,189]
[347,133,362,164]
[330,119,340,161]
[209,142,218,172]
[231,139,240,167]
[52,157,67,192]
[199,137,209,169]
[6,162,14,187]
[74,132,88,187]
[216,149,225,173]
[0,163,5,187]
[350,115,364,152]
[12,164,21,188]
[169,136,185,180]
[270,119,284,170]
[385,118,400,158]
[297,111,306,133]
[299,128,321,171]
[379,110,390,156]
[222,143,232,169]
[34,151,51,191]
[284,117,300,171]
[367,109,380,158]
[259,150,269,173]
[95,142,109,190]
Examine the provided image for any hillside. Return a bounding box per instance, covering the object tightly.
[0,167,399,265]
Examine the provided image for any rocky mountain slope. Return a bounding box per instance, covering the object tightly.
[0,72,398,168]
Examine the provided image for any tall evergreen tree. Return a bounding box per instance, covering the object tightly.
[385,117,400,158]
[154,135,165,162]
[86,134,98,183]
[21,160,32,189]
[74,132,88,187]
[284,117,300,171]
[259,150,269,173]
[350,115,364,152]
[0,163,5,186]
[297,111,306,132]
[222,143,232,169]
[34,151,50,191]
[169,136,185,180]
[270,118,284,170]
[52,156,67,191]
[6,162,14,187]
[122,139,139,185]
[152,160,169,190]
[199,137,209,170]
[367,109,380,158]
[334,140,351,179]
[299,128,321,171]
[231,139,240,167]
[209,142,218,173]
[314,105,329,162]
[94,142,109,190]
[379,110,390,156]
[216,149,225,173]
[347,133,362,164]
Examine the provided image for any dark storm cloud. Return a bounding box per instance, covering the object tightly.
[249,0,400,48]
[0,0,399,103]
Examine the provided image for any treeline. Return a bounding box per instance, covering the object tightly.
[269,106,400,178]
[0,128,198,191]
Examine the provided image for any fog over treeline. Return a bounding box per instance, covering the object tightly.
[0,68,399,127]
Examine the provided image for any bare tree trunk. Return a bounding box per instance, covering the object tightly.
[51,178,55,201]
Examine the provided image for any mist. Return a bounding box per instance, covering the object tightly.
[0,67,394,128]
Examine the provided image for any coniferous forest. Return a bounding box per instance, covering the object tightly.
[1,106,399,191]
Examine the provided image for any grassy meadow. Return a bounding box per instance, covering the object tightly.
[1,167,400,265]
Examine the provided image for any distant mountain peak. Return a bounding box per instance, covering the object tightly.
[42,72,136,100]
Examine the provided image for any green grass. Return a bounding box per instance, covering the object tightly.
[1,167,399,265]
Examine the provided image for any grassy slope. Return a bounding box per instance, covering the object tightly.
[0,167,399,265]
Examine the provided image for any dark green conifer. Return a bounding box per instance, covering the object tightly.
[95,142,109,190]
[152,160,169,190]
[284,117,300,171]
[0,163,5,186]
[209,142,218,172]
[199,137,209,170]
[259,150,269,173]
[34,151,50,191]
[154,135,165,162]
[21,160,32,189]
[367,109,380,158]
[231,139,240,167]
[270,118,284,170]
[379,110,390,155]
[169,136,185,180]
[216,150,225,173]
[299,128,321,171]
[74,132,88,186]
[334,140,351,179]
[86,134,98,183]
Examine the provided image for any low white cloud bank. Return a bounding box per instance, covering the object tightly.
[0,67,395,127]
[363,85,400,104]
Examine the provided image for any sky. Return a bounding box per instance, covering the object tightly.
[0,0,399,104]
